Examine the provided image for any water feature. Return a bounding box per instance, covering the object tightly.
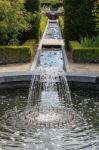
[45,22,61,39]
[39,48,63,67]
[0,19,99,150]
[0,89,99,150]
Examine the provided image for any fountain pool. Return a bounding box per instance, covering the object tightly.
[0,18,98,150]
[0,88,98,150]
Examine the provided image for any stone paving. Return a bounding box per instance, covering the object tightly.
[43,39,64,46]
[0,63,31,73]
[68,63,99,74]
[0,61,99,74]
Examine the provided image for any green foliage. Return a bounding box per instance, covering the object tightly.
[21,13,40,42]
[23,0,41,41]
[23,39,38,56]
[69,41,81,49]
[41,6,51,13]
[0,0,30,45]
[95,3,99,32]
[59,16,64,37]
[0,46,32,64]
[81,35,99,47]
[41,0,63,9]
[96,13,99,31]
[0,0,41,45]
[24,0,40,12]
[40,16,48,36]
[41,0,63,4]
[70,41,99,63]
[63,0,96,44]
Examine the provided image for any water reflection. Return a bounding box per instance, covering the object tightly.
[0,89,99,150]
[72,90,99,131]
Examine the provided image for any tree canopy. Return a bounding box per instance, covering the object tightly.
[24,0,40,12]
[63,0,96,43]
[0,0,40,45]
[0,0,30,45]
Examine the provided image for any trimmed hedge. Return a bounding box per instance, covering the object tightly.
[70,41,99,63]
[40,16,48,36]
[23,39,38,57]
[0,46,32,65]
[59,16,64,37]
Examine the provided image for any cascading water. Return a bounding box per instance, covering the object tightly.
[23,19,99,149]
[23,64,98,149]
[27,66,75,127]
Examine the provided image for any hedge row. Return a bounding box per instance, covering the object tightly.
[23,39,38,56]
[59,16,64,37]
[0,46,32,65]
[70,41,99,63]
[40,16,48,36]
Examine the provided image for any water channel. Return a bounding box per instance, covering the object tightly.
[0,20,99,150]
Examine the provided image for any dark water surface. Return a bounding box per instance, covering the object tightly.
[0,88,99,150]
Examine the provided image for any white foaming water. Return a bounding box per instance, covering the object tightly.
[28,66,72,104]
[27,66,80,126]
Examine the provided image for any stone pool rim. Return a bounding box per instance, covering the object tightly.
[0,71,99,90]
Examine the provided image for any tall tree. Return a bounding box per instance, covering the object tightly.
[23,0,41,41]
[0,0,30,45]
[24,0,40,12]
[63,0,96,43]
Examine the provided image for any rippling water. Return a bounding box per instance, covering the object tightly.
[39,49,63,67]
[45,22,61,39]
[0,89,99,150]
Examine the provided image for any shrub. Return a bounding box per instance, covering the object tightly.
[0,46,32,65]
[95,7,99,32]
[59,16,64,37]
[70,41,99,63]
[23,39,38,56]
[22,0,41,42]
[41,0,63,8]
[0,0,30,45]
[24,0,40,13]
[81,35,99,47]
[21,13,41,42]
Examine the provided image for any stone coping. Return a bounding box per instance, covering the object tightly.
[0,71,98,84]
[0,71,98,89]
